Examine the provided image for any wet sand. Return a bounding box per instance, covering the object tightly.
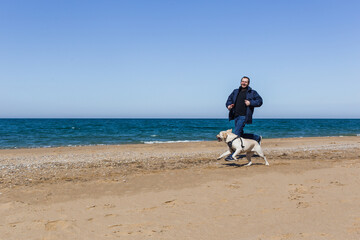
[1,136,360,239]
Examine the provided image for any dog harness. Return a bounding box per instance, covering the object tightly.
[226,136,244,149]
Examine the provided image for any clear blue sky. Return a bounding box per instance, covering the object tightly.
[1,0,359,118]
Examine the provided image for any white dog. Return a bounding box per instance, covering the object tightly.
[216,129,269,166]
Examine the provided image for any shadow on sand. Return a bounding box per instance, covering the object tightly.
[222,154,263,168]
[222,162,264,168]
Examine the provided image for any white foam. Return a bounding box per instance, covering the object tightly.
[144,140,203,144]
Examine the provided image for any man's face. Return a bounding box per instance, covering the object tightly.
[241,78,249,88]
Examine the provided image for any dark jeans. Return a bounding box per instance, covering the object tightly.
[234,115,261,143]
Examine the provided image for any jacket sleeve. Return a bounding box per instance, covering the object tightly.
[250,90,263,107]
[226,90,235,108]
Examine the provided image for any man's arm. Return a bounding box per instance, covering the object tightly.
[249,90,263,107]
[226,90,235,109]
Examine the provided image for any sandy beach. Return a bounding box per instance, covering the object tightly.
[1,136,360,239]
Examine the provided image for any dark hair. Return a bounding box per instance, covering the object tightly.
[241,76,250,84]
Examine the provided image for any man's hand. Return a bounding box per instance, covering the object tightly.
[227,104,234,110]
[245,100,251,106]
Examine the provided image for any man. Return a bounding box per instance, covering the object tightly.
[226,76,263,147]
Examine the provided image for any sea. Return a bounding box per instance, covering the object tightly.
[0,119,359,149]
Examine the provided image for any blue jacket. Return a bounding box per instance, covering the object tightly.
[226,87,263,123]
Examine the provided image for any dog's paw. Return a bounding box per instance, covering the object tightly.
[217,157,222,160]
[265,162,270,166]
[245,162,252,166]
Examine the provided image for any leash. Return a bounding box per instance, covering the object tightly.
[226,136,244,149]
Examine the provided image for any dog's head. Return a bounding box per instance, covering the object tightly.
[216,129,232,142]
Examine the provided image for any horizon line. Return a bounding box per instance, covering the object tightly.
[1,117,360,120]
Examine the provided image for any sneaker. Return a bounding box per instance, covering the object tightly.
[225,155,235,161]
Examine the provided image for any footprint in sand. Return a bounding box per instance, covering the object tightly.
[140,206,158,212]
[288,184,313,205]
[108,224,123,228]
[163,199,177,207]
[103,203,116,209]
[45,220,77,231]
[163,199,176,204]
[347,217,360,234]
[104,213,118,217]
[109,223,170,236]
[330,181,345,186]
[311,178,321,183]
[8,221,23,228]
[226,183,241,189]
[296,201,310,208]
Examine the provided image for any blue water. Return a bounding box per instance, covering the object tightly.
[0,119,359,149]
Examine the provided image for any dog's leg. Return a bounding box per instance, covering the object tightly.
[217,150,231,160]
[231,149,242,160]
[245,152,253,166]
[253,144,269,166]
[263,156,269,166]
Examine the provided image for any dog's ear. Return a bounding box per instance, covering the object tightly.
[223,132,228,139]
[227,129,232,133]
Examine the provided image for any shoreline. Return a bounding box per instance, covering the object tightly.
[1,134,359,150]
